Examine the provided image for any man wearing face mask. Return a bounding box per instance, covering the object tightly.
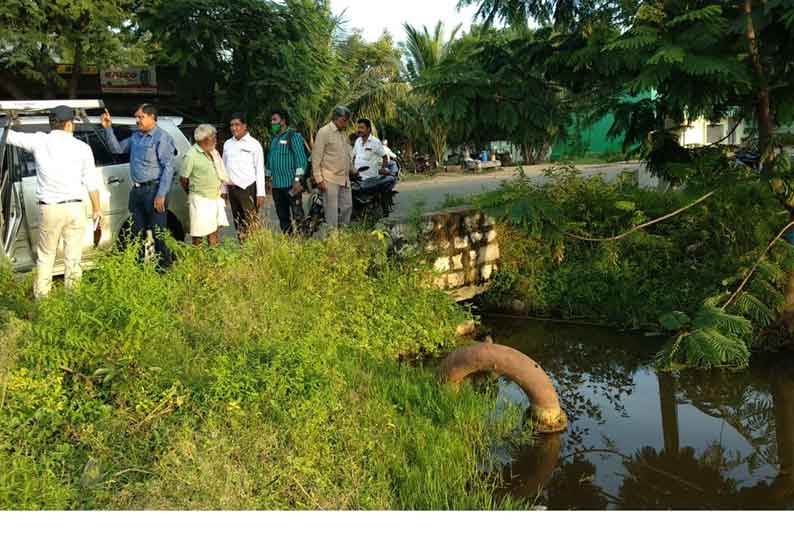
[222,112,266,239]
[266,110,308,234]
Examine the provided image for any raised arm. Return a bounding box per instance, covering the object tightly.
[5,130,41,153]
[100,110,131,154]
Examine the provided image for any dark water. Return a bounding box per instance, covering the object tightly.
[485,315,794,510]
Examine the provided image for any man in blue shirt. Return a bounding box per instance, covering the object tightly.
[101,104,176,267]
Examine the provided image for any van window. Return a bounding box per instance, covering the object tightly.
[75,126,131,166]
[10,124,46,178]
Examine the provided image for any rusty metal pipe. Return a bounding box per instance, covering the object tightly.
[441,343,568,433]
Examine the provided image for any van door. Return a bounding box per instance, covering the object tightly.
[1,129,28,267]
[74,124,133,249]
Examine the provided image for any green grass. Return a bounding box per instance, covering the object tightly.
[0,231,530,510]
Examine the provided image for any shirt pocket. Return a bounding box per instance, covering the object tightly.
[136,138,157,164]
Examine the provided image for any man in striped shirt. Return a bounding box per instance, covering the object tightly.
[266,110,308,234]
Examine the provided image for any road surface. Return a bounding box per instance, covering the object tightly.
[229,161,655,236]
[390,162,655,219]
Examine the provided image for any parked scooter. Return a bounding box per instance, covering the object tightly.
[299,162,400,237]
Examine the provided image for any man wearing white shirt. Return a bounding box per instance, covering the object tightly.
[352,119,389,180]
[222,112,266,239]
[5,105,102,298]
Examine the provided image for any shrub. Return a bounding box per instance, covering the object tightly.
[475,166,790,366]
[0,230,527,510]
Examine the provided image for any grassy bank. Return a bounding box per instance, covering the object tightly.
[473,166,793,363]
[0,231,528,510]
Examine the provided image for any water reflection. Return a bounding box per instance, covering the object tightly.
[486,316,794,510]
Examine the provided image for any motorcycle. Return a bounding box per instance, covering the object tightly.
[299,161,400,237]
[732,147,761,172]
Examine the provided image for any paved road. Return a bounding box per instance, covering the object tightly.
[390,162,656,219]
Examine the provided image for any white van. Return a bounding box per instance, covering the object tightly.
[1,100,192,273]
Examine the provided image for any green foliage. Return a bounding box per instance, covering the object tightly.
[400,21,463,165]
[655,237,794,370]
[0,0,148,97]
[477,166,787,338]
[422,27,569,164]
[0,231,529,510]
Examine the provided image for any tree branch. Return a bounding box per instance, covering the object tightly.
[565,190,717,243]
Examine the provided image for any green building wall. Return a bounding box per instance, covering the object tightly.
[550,113,625,161]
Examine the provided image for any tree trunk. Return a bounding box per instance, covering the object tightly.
[522,143,534,165]
[771,374,794,498]
[69,40,83,99]
[38,45,57,99]
[743,0,794,330]
[405,141,414,162]
[744,0,773,164]
[0,77,27,100]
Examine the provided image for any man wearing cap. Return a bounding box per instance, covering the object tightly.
[5,106,103,297]
[100,103,176,268]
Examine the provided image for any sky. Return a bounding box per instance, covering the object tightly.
[329,0,480,43]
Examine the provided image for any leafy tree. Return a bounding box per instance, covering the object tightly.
[402,22,462,166]
[300,29,408,143]
[422,27,570,164]
[0,0,148,98]
[137,0,337,126]
[458,0,637,30]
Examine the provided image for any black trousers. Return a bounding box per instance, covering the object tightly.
[272,187,305,234]
[128,183,172,268]
[227,183,258,236]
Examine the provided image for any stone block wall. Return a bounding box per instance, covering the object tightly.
[388,206,500,296]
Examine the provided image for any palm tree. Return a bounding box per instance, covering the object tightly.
[457,0,536,28]
[402,21,462,167]
[402,22,462,81]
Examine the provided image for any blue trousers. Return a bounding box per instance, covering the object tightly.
[128,184,172,267]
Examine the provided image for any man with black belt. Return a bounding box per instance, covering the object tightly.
[222,112,266,239]
[5,105,103,297]
[101,104,176,267]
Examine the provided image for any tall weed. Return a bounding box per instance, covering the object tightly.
[0,231,525,510]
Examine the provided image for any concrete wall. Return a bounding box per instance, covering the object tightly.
[388,206,500,300]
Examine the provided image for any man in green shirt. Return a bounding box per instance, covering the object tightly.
[179,124,229,246]
[267,110,308,234]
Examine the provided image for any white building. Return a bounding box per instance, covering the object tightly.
[678,117,748,147]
